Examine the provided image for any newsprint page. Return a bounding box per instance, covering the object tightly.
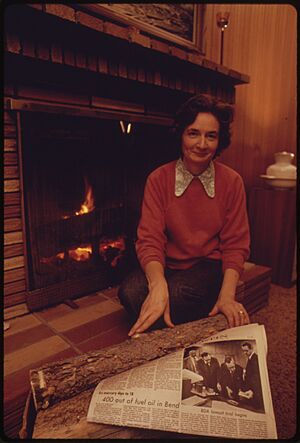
[87,324,277,439]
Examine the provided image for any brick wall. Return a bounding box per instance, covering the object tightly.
[4,103,26,307]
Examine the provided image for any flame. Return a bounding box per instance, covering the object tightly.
[41,236,127,266]
[76,179,95,215]
[41,244,92,264]
[40,251,65,264]
[69,245,92,262]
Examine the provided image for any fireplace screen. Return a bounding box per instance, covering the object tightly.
[21,111,177,304]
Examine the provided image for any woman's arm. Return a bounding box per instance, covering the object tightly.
[128,261,174,336]
[129,170,173,336]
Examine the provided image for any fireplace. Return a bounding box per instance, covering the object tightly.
[4,3,249,310]
[20,110,178,308]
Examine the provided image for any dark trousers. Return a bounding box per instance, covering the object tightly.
[118,258,223,329]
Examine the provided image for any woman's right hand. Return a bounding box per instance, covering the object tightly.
[128,278,174,336]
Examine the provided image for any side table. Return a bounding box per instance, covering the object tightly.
[248,187,296,287]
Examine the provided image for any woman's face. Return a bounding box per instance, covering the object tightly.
[181,112,220,175]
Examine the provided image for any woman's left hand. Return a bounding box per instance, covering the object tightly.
[209,299,250,328]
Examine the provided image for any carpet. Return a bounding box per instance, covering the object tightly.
[251,284,297,439]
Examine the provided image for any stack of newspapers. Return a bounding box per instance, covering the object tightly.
[236,262,272,314]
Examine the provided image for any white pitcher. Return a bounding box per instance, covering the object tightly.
[266,151,297,179]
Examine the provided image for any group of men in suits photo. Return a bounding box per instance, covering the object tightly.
[183,341,264,412]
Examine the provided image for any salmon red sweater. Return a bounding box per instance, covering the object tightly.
[136,160,250,276]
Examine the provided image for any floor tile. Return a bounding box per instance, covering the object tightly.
[63,309,130,344]
[4,314,42,337]
[44,299,121,332]
[34,302,76,322]
[77,323,130,353]
[4,323,55,354]
[4,335,71,376]
[74,292,107,308]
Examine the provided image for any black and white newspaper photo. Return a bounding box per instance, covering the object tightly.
[87,324,277,439]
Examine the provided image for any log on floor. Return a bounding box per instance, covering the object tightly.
[29,314,228,411]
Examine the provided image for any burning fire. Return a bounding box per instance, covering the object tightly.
[42,177,127,266]
[41,235,126,266]
[75,178,95,215]
[41,244,93,264]
[69,245,92,262]
[62,177,95,219]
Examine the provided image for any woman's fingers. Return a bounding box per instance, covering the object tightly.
[217,301,250,328]
[235,304,250,326]
[128,301,161,336]
[129,300,174,336]
[129,311,159,336]
[128,310,151,336]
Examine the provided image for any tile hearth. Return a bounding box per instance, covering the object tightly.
[3,286,130,439]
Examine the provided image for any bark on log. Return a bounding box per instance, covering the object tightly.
[30,314,228,412]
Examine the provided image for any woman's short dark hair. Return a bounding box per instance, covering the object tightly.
[172,94,234,157]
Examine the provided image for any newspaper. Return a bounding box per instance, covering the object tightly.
[87,323,277,439]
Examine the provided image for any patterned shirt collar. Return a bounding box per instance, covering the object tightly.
[175,158,215,198]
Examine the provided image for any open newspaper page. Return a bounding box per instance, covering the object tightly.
[87,324,277,439]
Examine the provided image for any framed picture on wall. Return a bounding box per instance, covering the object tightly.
[81,4,206,52]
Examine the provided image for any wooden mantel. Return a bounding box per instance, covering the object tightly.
[5,3,249,105]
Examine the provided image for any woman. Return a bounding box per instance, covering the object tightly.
[118,94,250,336]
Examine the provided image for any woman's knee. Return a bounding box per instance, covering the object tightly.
[167,279,198,302]
[166,277,217,323]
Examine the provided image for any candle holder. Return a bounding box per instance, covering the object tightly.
[216,12,230,65]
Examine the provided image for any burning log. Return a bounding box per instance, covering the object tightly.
[37,205,125,253]
[29,314,228,411]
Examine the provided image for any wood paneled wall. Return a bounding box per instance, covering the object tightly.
[204,4,297,191]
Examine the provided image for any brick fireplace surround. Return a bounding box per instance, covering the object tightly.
[4,3,250,313]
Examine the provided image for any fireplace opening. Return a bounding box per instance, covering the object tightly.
[20,111,178,308]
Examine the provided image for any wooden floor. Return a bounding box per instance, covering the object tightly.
[3,286,131,439]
